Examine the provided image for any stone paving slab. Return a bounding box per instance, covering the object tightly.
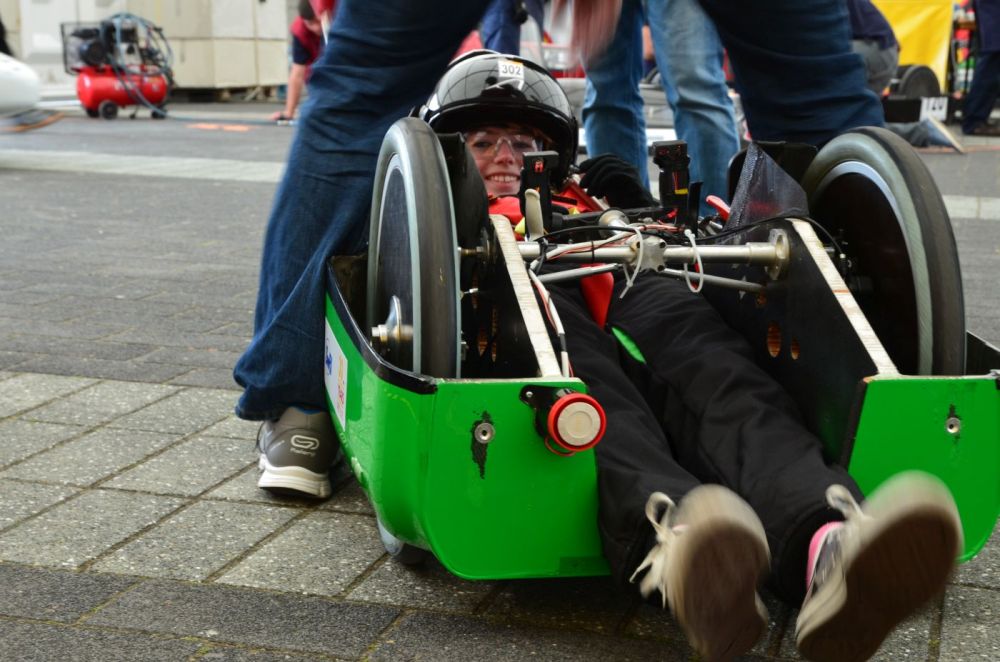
[347,556,496,613]
[0,373,95,418]
[940,585,1000,661]
[488,576,634,634]
[86,580,399,658]
[0,419,86,466]
[0,563,136,622]
[0,479,79,529]
[218,512,386,597]
[0,489,184,568]
[107,388,236,435]
[0,620,204,662]
[92,500,298,581]
[368,611,686,662]
[0,427,184,487]
[22,379,178,428]
[104,435,254,496]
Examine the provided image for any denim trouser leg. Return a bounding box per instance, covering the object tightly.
[646,0,740,211]
[697,0,883,144]
[582,0,649,184]
[233,0,490,420]
[480,0,518,54]
[962,50,1000,132]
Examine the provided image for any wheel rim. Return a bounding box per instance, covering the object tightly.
[803,128,965,374]
[366,118,461,378]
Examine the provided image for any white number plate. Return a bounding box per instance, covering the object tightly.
[920,96,947,121]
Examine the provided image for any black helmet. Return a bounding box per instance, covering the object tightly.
[419,50,578,183]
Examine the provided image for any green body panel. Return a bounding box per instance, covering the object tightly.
[324,295,608,579]
[847,375,1000,562]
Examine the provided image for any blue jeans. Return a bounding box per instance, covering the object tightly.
[232,0,490,420]
[582,0,740,214]
[697,0,883,144]
[480,0,545,55]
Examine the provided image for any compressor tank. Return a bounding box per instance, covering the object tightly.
[76,66,168,112]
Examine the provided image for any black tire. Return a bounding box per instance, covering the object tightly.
[98,100,118,120]
[801,127,965,375]
[894,64,941,98]
[84,106,100,119]
[366,117,461,377]
[376,516,429,566]
[151,105,167,119]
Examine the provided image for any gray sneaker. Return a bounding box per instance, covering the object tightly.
[631,485,771,661]
[257,407,341,498]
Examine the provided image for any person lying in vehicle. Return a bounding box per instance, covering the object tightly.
[418,50,962,662]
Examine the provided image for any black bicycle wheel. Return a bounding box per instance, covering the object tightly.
[894,64,941,98]
[801,127,965,375]
[366,118,461,378]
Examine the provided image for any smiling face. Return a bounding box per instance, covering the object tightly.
[464,124,544,197]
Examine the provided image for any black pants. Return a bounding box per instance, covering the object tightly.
[548,275,862,604]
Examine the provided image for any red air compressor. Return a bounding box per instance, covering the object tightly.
[61,15,173,120]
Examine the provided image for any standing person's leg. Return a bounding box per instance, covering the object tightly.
[961,50,1000,134]
[480,0,520,54]
[235,0,490,421]
[646,0,740,212]
[234,0,491,496]
[581,0,650,184]
[697,0,884,144]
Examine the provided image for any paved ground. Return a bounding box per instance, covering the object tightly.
[0,101,998,661]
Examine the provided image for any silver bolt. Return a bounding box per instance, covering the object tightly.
[945,416,961,436]
[474,422,495,444]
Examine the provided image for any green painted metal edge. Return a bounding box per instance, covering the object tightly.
[847,374,1000,562]
[324,294,609,579]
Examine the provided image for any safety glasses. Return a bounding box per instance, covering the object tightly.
[464,129,542,160]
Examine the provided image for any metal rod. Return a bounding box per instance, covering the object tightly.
[516,241,780,266]
[658,268,767,293]
[535,264,621,284]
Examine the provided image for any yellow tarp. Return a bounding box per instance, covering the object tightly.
[873,0,953,89]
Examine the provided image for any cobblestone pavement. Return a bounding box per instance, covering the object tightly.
[0,104,998,661]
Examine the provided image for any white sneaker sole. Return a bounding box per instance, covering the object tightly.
[257,455,332,499]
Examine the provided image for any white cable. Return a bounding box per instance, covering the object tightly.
[619,225,644,299]
[682,228,704,293]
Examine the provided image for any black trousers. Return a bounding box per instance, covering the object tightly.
[548,275,863,604]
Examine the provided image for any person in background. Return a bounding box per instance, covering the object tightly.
[270,0,330,123]
[480,0,545,55]
[962,0,1000,136]
[582,0,740,216]
[847,0,966,152]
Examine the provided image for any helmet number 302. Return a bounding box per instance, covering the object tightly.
[498,60,524,80]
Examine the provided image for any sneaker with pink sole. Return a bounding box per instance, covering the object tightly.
[795,472,962,662]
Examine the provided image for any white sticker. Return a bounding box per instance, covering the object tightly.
[920,96,948,121]
[324,320,348,432]
[498,59,524,81]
